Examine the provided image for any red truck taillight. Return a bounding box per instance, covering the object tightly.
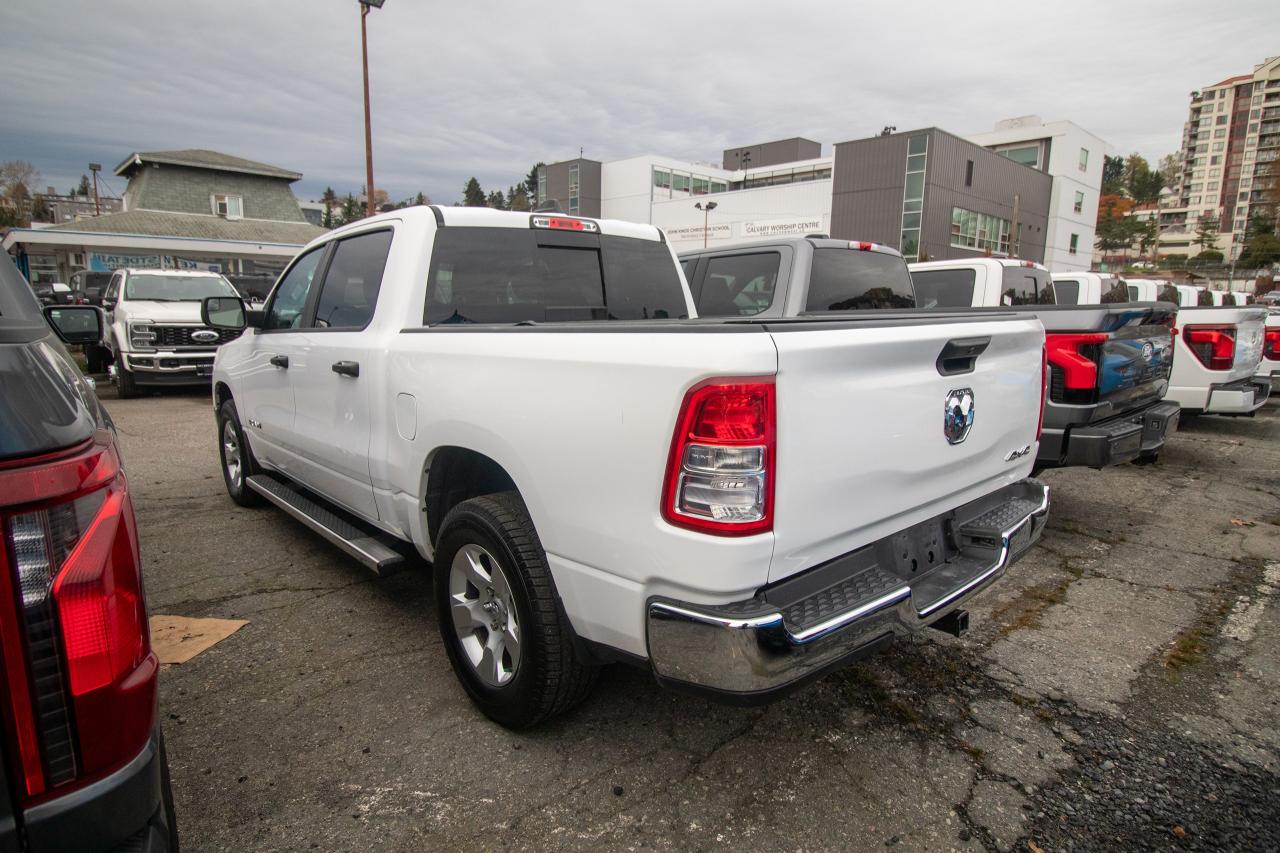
[1046,332,1108,390]
[662,379,775,536]
[0,432,156,803]
[1264,328,1280,362]
[1183,325,1236,371]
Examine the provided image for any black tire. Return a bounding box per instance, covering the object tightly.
[434,492,597,728]
[115,363,142,399]
[1133,451,1160,466]
[216,399,265,507]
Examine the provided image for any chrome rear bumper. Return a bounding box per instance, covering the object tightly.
[646,479,1049,700]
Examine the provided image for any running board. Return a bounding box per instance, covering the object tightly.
[245,474,405,575]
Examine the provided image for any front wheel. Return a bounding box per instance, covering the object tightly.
[115,363,141,398]
[216,399,265,507]
[434,492,598,728]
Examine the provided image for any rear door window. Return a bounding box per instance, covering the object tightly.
[1052,279,1080,304]
[999,267,1055,304]
[1196,288,1214,306]
[911,268,976,308]
[697,253,780,317]
[805,248,915,311]
[312,230,393,329]
[425,227,687,324]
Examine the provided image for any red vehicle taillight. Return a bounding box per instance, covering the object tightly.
[662,379,775,536]
[0,432,156,804]
[1037,344,1047,441]
[1046,332,1108,390]
[1264,328,1280,361]
[1183,325,1236,371]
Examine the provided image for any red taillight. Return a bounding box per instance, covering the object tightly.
[1046,332,1108,390]
[530,214,599,233]
[662,379,775,536]
[1264,328,1280,361]
[0,432,155,803]
[856,241,874,251]
[1037,344,1047,442]
[1183,325,1236,371]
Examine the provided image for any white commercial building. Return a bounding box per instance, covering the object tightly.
[967,117,1109,272]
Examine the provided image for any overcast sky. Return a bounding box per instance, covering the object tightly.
[2,1,1277,205]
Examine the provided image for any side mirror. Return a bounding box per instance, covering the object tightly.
[44,305,105,346]
[202,296,248,330]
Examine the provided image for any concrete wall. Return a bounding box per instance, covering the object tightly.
[723,138,822,171]
[651,180,832,251]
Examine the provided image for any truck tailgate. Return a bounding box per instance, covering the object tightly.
[765,315,1044,583]
[1042,304,1176,416]
[1178,306,1267,382]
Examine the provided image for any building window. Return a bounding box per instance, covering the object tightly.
[212,194,243,219]
[1217,115,1228,125]
[691,177,710,196]
[568,164,579,197]
[1213,142,1225,152]
[1210,155,1221,165]
[672,173,690,193]
[710,181,727,193]
[1069,233,1079,255]
[965,160,974,187]
[1214,129,1227,138]
[1073,191,1084,214]
[1078,148,1089,171]
[537,168,547,204]
[899,135,928,261]
[653,168,671,190]
[569,196,579,214]
[950,207,1011,255]
[999,144,1040,168]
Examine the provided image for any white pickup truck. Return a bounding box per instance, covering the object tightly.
[203,207,1049,727]
[1157,283,1271,415]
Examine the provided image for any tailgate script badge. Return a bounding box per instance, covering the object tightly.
[943,388,975,445]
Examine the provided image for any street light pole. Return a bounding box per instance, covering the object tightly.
[694,201,718,248]
[88,163,101,216]
[358,0,384,218]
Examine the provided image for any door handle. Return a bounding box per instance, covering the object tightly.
[331,360,360,378]
[269,354,289,369]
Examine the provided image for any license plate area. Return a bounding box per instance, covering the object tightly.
[886,517,955,578]
[196,364,213,377]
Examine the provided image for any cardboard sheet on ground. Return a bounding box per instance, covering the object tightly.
[150,615,248,664]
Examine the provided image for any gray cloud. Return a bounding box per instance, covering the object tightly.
[2,0,1276,204]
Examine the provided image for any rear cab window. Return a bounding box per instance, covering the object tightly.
[1101,279,1130,304]
[911,268,976,308]
[697,252,780,317]
[1052,279,1080,305]
[804,248,915,312]
[425,227,687,324]
[999,266,1055,305]
[313,229,393,329]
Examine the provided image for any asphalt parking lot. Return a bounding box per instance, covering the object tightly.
[103,384,1279,852]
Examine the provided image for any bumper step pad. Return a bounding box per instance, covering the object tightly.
[245,474,404,575]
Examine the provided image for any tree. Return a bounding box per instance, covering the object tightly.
[0,160,40,203]
[414,192,429,206]
[524,163,544,203]
[506,185,531,212]
[1137,217,1159,257]
[1194,215,1220,252]
[339,193,361,225]
[1101,155,1126,196]
[462,177,486,207]
[1240,233,1280,268]
[320,187,338,228]
[1095,201,1141,256]
[486,189,507,209]
[73,175,91,197]
[1156,153,1181,193]
[1122,153,1163,204]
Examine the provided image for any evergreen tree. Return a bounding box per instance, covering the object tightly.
[486,189,507,209]
[524,163,544,202]
[1194,215,1220,253]
[414,192,428,206]
[74,175,91,197]
[507,185,531,211]
[1101,155,1125,196]
[339,193,361,225]
[462,177,486,207]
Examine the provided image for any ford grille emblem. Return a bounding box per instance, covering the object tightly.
[191,329,220,343]
[944,388,975,445]
[1141,342,1154,362]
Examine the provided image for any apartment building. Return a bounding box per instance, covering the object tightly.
[967,116,1107,272]
[1169,55,1280,258]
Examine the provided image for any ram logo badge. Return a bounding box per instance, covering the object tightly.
[943,388,975,445]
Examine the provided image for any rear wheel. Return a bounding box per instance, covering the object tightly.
[434,492,597,728]
[217,399,265,507]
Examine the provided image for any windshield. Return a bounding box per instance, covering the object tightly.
[125,273,238,302]
[804,248,915,311]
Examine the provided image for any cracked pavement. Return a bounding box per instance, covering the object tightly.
[103,386,1280,852]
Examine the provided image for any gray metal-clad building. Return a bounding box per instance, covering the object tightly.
[830,129,1052,263]
[722,137,822,171]
[536,158,602,217]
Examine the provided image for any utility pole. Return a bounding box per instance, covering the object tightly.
[89,163,101,215]
[358,0,385,218]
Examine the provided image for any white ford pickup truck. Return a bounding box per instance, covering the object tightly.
[203,207,1049,727]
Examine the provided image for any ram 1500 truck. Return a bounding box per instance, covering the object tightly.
[1158,284,1271,415]
[102,267,245,398]
[1048,272,1130,306]
[203,208,1050,727]
[1258,310,1279,388]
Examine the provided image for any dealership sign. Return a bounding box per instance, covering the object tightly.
[91,253,222,273]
